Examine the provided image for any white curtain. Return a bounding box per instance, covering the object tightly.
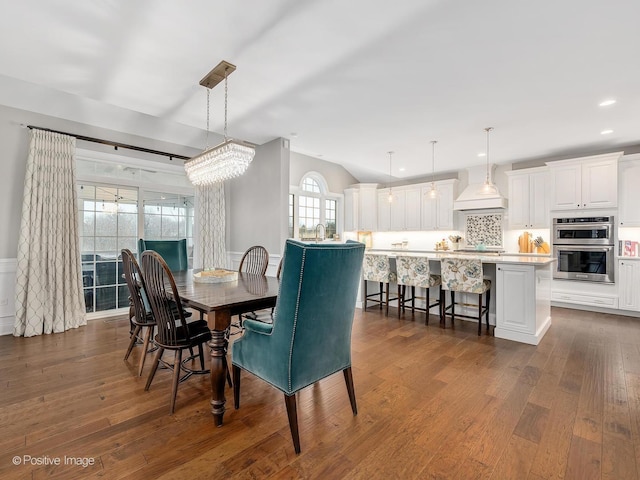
[194,183,226,270]
[14,129,86,337]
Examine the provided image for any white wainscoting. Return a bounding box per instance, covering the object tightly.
[0,258,17,336]
[227,252,282,277]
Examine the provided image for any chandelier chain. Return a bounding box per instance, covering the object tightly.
[205,89,210,149]
[224,67,229,141]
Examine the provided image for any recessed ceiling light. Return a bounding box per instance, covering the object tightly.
[601,129,614,135]
[477,152,486,157]
[599,99,616,107]
[399,167,406,172]
[290,132,298,138]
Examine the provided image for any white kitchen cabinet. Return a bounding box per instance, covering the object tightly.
[618,259,640,311]
[343,184,378,231]
[505,167,549,229]
[495,262,552,345]
[547,152,621,210]
[378,186,422,231]
[618,157,640,227]
[377,190,391,231]
[420,179,458,230]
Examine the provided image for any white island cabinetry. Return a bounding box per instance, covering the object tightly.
[495,262,551,345]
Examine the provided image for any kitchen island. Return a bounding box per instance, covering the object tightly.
[367,250,556,345]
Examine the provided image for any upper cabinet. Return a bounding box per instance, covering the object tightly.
[505,167,549,229]
[421,179,458,231]
[547,152,621,211]
[377,186,422,231]
[343,184,378,231]
[619,156,640,227]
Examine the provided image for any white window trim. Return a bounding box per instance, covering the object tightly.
[290,172,344,240]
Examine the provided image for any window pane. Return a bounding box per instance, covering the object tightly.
[95,287,117,311]
[118,213,137,236]
[144,215,162,238]
[82,211,95,236]
[95,211,117,236]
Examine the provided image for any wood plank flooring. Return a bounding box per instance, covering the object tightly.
[1,306,640,479]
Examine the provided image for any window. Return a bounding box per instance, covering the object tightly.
[291,172,341,241]
[76,150,195,315]
[143,192,194,258]
[288,194,294,238]
[79,185,138,313]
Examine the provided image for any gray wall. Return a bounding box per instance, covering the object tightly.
[228,138,290,256]
[290,151,358,192]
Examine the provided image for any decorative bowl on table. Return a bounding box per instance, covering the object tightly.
[193,269,238,283]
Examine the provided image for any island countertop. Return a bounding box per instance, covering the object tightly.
[367,249,556,266]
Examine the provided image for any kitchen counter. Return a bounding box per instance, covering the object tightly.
[368,249,555,266]
[366,249,554,345]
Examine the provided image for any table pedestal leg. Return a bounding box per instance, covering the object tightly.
[209,329,228,426]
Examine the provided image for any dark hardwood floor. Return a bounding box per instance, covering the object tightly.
[1,305,640,479]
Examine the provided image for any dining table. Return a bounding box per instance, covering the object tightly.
[170,269,279,426]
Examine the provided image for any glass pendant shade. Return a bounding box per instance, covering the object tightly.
[426,140,438,199]
[184,139,255,185]
[477,126,498,195]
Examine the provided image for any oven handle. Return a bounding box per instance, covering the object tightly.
[554,245,614,252]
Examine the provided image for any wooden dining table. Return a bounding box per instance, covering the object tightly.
[170,270,279,426]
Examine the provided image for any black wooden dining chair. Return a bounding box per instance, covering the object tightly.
[234,246,270,329]
[122,249,157,376]
[141,250,212,414]
[238,245,269,275]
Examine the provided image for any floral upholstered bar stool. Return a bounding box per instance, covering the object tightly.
[362,254,397,316]
[395,255,441,324]
[439,257,492,335]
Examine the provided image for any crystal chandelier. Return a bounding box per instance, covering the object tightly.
[477,126,499,195]
[184,61,255,185]
[426,140,438,199]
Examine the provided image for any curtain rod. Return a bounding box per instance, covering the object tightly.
[26,125,190,161]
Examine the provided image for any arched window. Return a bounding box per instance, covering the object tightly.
[291,172,340,241]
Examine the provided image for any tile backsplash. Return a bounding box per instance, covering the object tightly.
[465,213,504,247]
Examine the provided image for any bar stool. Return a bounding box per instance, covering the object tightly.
[439,257,492,335]
[363,254,397,316]
[395,256,441,324]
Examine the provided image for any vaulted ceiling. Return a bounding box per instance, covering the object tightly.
[1,0,639,182]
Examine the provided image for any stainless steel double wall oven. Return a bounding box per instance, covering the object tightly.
[552,216,615,283]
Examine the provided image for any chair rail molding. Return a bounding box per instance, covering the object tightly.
[0,258,18,335]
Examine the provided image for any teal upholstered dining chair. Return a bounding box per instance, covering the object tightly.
[232,239,365,454]
[138,239,188,272]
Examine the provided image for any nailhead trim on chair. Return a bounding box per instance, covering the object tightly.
[287,248,306,393]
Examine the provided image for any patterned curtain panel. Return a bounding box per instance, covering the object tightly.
[14,129,86,337]
[193,183,226,270]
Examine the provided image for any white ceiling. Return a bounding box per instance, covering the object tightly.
[1,0,639,183]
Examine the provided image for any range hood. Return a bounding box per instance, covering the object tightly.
[453,164,507,210]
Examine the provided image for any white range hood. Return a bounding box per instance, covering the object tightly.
[453,164,507,211]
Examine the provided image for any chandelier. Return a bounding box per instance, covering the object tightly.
[184,61,255,185]
[477,126,499,195]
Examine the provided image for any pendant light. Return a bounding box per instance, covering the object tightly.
[477,127,499,195]
[426,140,438,199]
[184,60,255,185]
[387,151,395,203]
